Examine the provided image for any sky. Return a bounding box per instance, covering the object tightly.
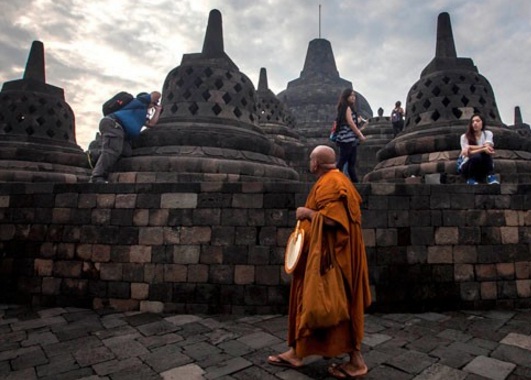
[0,0,530,150]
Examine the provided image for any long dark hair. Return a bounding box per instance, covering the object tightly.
[336,88,355,125]
[465,113,486,145]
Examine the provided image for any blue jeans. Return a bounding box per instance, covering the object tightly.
[337,141,359,183]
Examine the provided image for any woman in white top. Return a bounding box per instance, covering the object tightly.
[459,113,499,185]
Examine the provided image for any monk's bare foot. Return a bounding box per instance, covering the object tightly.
[267,349,303,368]
[328,362,368,379]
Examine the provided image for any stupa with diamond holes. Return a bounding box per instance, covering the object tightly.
[277,38,373,149]
[510,106,531,139]
[255,68,307,181]
[357,107,394,181]
[0,41,90,183]
[364,12,531,184]
[111,9,298,183]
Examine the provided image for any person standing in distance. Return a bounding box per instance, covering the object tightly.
[335,88,366,184]
[267,145,372,379]
[391,100,405,137]
[90,91,162,183]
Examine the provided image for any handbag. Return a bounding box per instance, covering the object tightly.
[299,214,350,330]
[329,120,338,142]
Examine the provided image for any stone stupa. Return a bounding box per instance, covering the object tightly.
[112,9,299,183]
[510,106,531,139]
[364,12,531,184]
[0,41,89,183]
[357,107,394,181]
[255,67,307,180]
[277,38,373,150]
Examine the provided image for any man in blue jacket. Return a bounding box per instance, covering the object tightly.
[89,91,162,183]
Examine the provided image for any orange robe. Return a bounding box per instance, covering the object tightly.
[287,169,371,357]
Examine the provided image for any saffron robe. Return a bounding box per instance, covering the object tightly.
[288,169,371,357]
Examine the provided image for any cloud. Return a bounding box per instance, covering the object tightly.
[0,0,529,151]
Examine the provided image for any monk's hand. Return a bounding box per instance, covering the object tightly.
[296,207,314,221]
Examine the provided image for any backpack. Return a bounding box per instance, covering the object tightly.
[391,109,402,123]
[329,120,338,142]
[102,92,134,116]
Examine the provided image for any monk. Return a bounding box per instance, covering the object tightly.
[267,145,372,379]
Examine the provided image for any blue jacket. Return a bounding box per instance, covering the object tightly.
[112,93,151,138]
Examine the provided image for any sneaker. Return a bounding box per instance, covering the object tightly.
[89,177,108,184]
[486,175,500,185]
[466,178,478,185]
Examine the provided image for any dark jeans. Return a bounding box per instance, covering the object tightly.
[337,141,359,183]
[461,152,494,182]
[392,120,404,137]
[91,117,132,181]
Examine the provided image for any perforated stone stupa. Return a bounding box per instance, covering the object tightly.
[112,9,298,183]
[357,108,394,180]
[510,106,531,139]
[0,41,89,183]
[256,68,307,180]
[277,38,373,149]
[364,13,531,184]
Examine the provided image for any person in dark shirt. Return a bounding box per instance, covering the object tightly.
[391,100,405,137]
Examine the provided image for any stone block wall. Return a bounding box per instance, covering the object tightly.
[0,182,530,314]
[361,184,531,312]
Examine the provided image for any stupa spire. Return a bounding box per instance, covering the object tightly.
[258,67,268,91]
[514,106,523,125]
[201,9,224,57]
[300,39,339,79]
[23,40,45,82]
[435,12,457,58]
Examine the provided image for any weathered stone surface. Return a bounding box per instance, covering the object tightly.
[463,355,515,380]
[0,41,90,183]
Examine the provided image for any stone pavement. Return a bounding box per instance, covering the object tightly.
[1,305,530,380]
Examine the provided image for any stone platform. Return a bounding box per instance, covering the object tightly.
[1,304,530,379]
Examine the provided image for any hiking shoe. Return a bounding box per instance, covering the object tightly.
[466,178,478,185]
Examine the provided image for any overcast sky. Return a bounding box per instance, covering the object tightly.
[1,0,530,150]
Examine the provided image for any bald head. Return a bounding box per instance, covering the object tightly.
[310,145,337,171]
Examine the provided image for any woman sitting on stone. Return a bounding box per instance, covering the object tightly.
[459,113,499,185]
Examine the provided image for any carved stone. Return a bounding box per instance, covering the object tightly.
[0,41,89,183]
[277,38,373,153]
[256,68,307,180]
[357,112,394,181]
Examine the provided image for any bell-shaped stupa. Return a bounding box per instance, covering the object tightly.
[357,107,394,181]
[510,106,531,139]
[112,10,298,183]
[256,68,307,180]
[277,38,373,148]
[0,41,89,183]
[364,13,531,183]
